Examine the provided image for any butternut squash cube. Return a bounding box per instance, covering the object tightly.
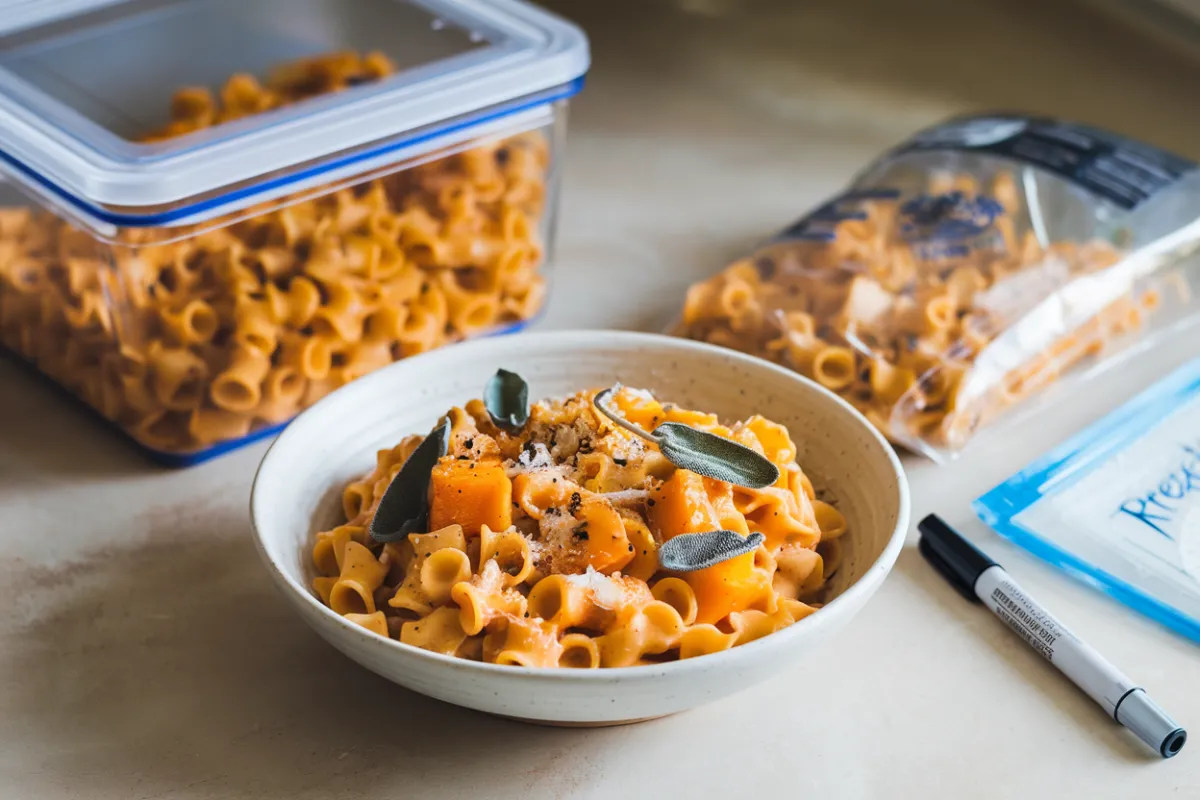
[648,469,720,539]
[650,469,764,624]
[428,458,512,537]
[686,552,771,626]
[577,497,633,575]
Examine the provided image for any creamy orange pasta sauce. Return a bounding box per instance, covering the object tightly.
[312,386,847,668]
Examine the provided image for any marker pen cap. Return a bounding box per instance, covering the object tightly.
[1116,689,1187,758]
[917,515,998,602]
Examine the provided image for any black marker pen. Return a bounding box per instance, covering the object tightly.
[918,514,1186,759]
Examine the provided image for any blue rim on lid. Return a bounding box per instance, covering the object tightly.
[1,314,536,466]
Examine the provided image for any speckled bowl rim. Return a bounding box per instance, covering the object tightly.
[250,330,911,683]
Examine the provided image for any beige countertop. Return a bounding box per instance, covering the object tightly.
[3,1,1200,797]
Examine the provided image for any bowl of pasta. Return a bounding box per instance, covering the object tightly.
[250,330,909,725]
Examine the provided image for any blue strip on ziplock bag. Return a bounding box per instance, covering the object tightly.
[975,358,1200,642]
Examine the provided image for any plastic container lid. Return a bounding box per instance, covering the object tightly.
[0,0,588,226]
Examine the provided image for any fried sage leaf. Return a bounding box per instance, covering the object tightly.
[368,417,452,543]
[658,530,766,572]
[484,368,530,432]
[654,423,780,488]
[593,387,780,489]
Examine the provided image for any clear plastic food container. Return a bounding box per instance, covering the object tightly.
[0,0,588,464]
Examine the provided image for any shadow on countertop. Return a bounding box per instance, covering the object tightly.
[0,358,154,483]
[891,540,1164,764]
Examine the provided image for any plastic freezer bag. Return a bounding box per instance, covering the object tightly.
[674,114,1200,461]
[975,358,1200,643]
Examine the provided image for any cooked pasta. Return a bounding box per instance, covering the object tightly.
[0,51,551,453]
[311,385,846,668]
[675,172,1178,454]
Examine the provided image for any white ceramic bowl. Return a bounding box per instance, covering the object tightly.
[250,331,910,725]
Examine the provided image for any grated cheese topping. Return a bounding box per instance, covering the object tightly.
[506,441,564,479]
[524,534,544,560]
[564,566,624,609]
[620,386,657,404]
[599,489,649,506]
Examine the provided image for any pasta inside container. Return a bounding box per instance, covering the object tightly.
[674,115,1200,462]
[0,0,589,464]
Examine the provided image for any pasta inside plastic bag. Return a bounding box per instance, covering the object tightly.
[674,114,1200,461]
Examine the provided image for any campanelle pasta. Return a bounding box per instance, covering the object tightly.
[311,386,846,668]
[0,51,551,454]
